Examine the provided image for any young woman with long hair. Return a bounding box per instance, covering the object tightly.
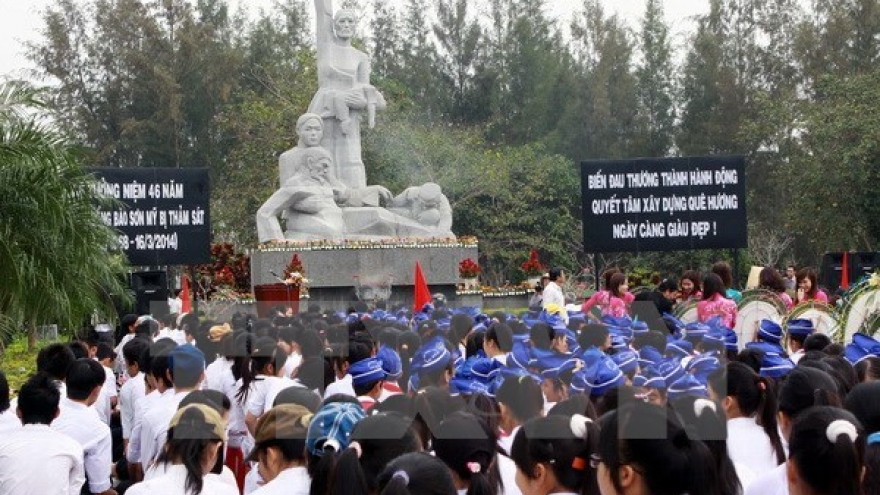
[127,404,237,495]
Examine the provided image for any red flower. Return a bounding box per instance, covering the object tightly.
[520,249,546,276]
[458,258,481,278]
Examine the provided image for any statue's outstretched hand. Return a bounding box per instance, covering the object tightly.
[366,185,393,203]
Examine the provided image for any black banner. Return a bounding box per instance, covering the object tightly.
[88,168,211,266]
[580,156,747,253]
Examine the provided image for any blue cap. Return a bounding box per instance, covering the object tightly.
[701,326,726,348]
[540,358,578,380]
[540,312,568,335]
[687,354,721,383]
[667,374,709,402]
[757,320,783,344]
[638,346,663,368]
[449,378,490,397]
[470,357,503,382]
[632,320,650,336]
[529,347,573,374]
[574,357,625,397]
[169,344,205,380]
[415,344,452,376]
[759,353,795,379]
[306,401,365,456]
[853,333,880,354]
[844,334,880,364]
[684,322,709,342]
[658,359,686,387]
[845,343,871,365]
[787,319,815,337]
[724,329,739,352]
[746,341,786,356]
[602,315,633,340]
[507,340,531,369]
[377,345,402,380]
[666,340,693,359]
[610,335,629,351]
[611,350,639,375]
[663,314,685,338]
[349,357,386,387]
[633,365,667,390]
[578,346,606,368]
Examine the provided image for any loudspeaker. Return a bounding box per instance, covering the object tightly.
[131,271,169,316]
[851,252,880,282]
[821,253,845,291]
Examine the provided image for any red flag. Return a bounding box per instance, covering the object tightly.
[841,251,850,290]
[413,261,431,313]
[180,274,193,313]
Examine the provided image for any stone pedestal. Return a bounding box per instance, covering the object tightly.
[250,241,478,311]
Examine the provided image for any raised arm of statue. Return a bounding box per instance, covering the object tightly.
[314,0,334,51]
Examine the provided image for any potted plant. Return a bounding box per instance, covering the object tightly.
[458,258,482,289]
[520,249,546,286]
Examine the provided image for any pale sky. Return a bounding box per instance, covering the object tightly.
[0,0,708,80]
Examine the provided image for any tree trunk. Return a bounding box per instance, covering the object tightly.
[27,321,36,351]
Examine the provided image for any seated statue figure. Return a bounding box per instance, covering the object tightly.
[388,182,454,238]
[256,147,391,242]
[278,113,325,188]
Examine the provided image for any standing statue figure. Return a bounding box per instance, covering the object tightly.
[309,0,386,190]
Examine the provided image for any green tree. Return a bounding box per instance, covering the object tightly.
[432,0,482,122]
[635,0,675,157]
[0,81,128,349]
[29,0,244,169]
[788,72,880,254]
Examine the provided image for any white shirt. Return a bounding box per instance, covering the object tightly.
[139,388,186,465]
[0,424,85,495]
[138,388,180,470]
[0,409,21,434]
[542,281,568,323]
[53,399,113,494]
[115,333,137,374]
[497,453,524,495]
[790,349,805,364]
[281,352,303,379]
[323,374,355,399]
[225,376,250,449]
[251,466,311,495]
[168,297,183,316]
[120,372,146,440]
[128,389,160,463]
[205,358,233,392]
[264,377,301,412]
[92,365,116,425]
[244,467,263,495]
[497,425,520,457]
[744,462,788,495]
[145,461,238,491]
[727,417,780,478]
[245,375,286,418]
[127,464,238,495]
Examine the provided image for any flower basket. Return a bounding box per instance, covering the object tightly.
[458,258,482,279]
[520,249,546,277]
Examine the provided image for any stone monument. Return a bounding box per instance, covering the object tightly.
[251,0,475,309]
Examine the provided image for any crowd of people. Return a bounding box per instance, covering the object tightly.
[0,262,878,495]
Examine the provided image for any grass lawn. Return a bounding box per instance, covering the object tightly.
[0,337,60,395]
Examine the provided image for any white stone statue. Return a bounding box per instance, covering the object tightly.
[255,1,459,243]
[388,183,454,238]
[309,0,386,190]
[256,115,392,242]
